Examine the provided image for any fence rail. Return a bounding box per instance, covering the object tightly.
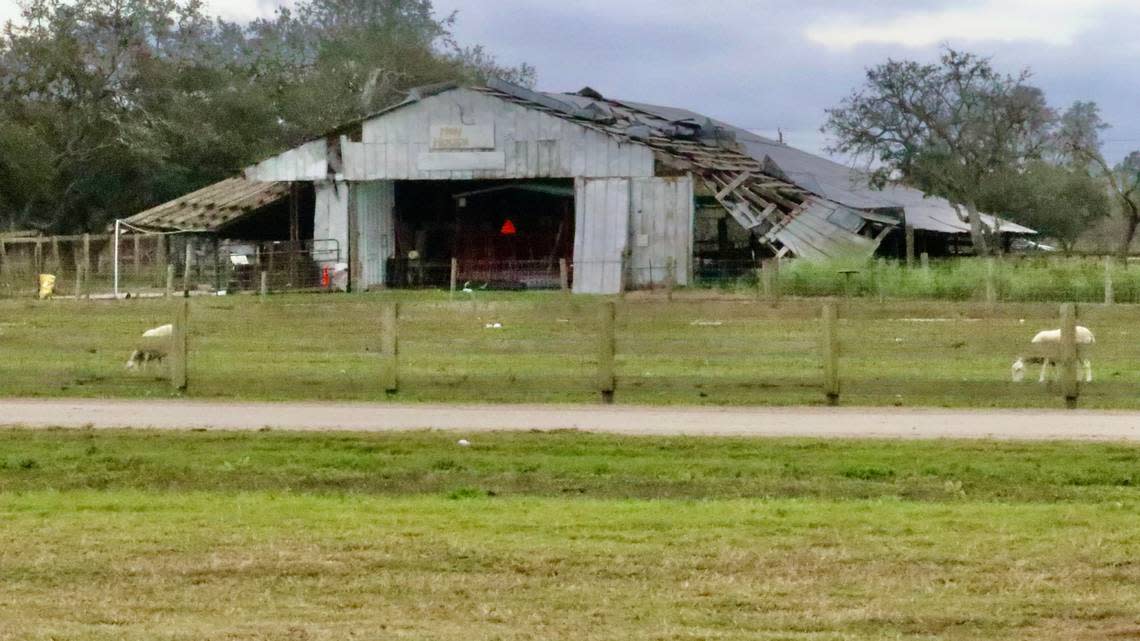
[2,296,1114,410]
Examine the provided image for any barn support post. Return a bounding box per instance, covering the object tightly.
[597,300,616,404]
[170,298,189,392]
[821,302,840,406]
[1104,256,1114,305]
[380,302,399,393]
[1060,303,1078,409]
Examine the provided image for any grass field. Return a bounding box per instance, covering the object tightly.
[2,428,1140,640]
[1,292,1138,409]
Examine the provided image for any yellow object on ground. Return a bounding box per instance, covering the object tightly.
[37,274,55,299]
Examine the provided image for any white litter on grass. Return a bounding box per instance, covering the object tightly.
[484,322,503,329]
[457,439,471,447]
[690,320,724,327]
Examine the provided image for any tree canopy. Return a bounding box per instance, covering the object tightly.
[824,48,1070,256]
[0,0,533,233]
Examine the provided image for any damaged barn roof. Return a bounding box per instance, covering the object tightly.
[477,79,881,260]
[125,178,290,232]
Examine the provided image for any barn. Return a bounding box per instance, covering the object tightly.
[131,78,1034,294]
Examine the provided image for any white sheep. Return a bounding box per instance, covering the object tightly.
[1011,326,1094,383]
[125,323,173,371]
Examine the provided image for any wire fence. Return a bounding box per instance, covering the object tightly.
[3,232,1138,305]
[0,234,342,298]
[3,296,1137,410]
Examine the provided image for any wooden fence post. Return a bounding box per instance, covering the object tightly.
[904,224,916,268]
[665,256,676,301]
[133,234,141,278]
[182,237,193,297]
[876,258,887,303]
[760,259,772,303]
[170,299,189,391]
[1104,256,1114,305]
[449,258,458,300]
[821,302,840,406]
[0,239,6,277]
[82,234,90,279]
[165,264,175,297]
[380,302,399,393]
[597,300,616,404]
[1060,302,1078,409]
[559,258,570,294]
[920,251,930,272]
[259,271,269,298]
[985,257,997,313]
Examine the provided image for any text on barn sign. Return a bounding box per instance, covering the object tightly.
[430,124,495,150]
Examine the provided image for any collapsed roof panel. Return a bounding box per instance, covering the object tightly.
[125,178,290,232]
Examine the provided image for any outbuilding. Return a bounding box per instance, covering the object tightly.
[135,79,1035,294]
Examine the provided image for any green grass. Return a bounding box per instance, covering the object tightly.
[2,292,1138,409]
[3,429,1140,640]
[704,256,1140,304]
[4,428,1140,502]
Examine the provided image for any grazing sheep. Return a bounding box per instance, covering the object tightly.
[1011,326,1094,383]
[125,324,173,371]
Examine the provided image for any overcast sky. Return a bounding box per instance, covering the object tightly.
[3,0,1138,163]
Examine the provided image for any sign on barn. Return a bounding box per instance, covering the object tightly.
[430,124,495,150]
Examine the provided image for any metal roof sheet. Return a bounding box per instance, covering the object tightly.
[126,177,290,232]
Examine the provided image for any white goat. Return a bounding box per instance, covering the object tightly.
[125,323,173,371]
[1011,326,1094,383]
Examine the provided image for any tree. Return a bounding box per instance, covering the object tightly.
[823,48,1056,256]
[977,162,1111,253]
[1054,102,1140,257]
[0,0,534,233]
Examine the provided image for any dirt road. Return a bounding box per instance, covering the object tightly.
[2,398,1139,440]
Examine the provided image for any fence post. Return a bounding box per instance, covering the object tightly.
[0,239,6,277]
[1060,303,1078,409]
[665,256,676,301]
[182,237,193,297]
[449,258,458,300]
[559,258,570,294]
[170,299,189,392]
[597,300,616,404]
[165,264,175,297]
[821,302,840,406]
[133,234,141,278]
[82,234,90,280]
[876,258,887,303]
[259,270,269,298]
[1104,256,1114,305]
[920,252,930,272]
[380,302,399,393]
[905,224,916,268]
[985,257,997,313]
[760,259,773,302]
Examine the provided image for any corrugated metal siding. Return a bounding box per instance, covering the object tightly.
[354,181,395,288]
[246,139,329,182]
[629,176,693,287]
[341,88,654,181]
[313,181,348,265]
[573,178,630,294]
[774,200,877,261]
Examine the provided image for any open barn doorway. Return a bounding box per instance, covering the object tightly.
[388,179,574,289]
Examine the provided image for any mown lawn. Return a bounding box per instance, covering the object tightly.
[1,429,1139,640]
[1,292,1138,409]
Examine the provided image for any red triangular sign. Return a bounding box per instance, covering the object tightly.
[500,219,517,235]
